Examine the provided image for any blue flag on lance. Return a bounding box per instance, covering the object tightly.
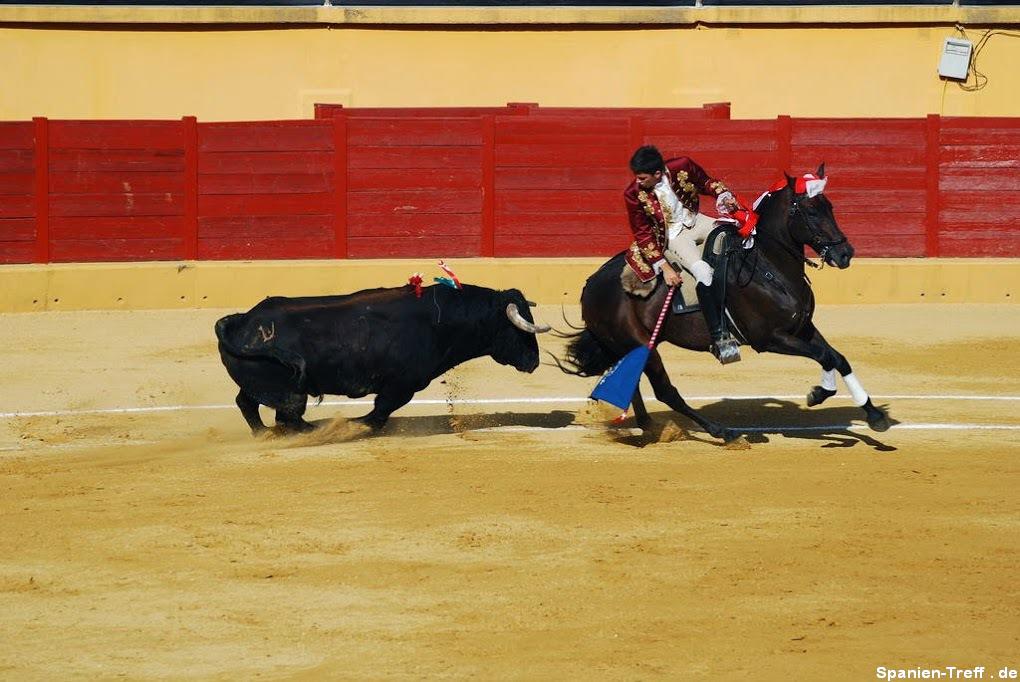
[590,286,676,411]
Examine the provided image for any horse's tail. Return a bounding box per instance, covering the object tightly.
[547,328,616,378]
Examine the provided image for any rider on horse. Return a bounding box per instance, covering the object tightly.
[623,145,753,364]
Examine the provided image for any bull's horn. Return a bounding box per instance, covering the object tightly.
[506,303,551,334]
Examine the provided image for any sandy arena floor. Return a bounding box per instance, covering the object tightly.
[0,303,1017,680]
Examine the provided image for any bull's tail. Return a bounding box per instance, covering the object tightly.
[548,328,616,378]
[214,313,309,389]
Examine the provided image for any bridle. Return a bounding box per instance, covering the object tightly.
[786,191,847,268]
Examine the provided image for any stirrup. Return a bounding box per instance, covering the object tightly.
[711,337,741,365]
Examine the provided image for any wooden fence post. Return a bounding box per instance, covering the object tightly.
[776,115,793,176]
[925,114,941,258]
[481,114,496,257]
[182,116,198,260]
[32,116,49,264]
[332,109,348,259]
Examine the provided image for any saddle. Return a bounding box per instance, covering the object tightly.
[620,222,738,314]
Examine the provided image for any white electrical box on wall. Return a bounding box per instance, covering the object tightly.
[938,37,973,81]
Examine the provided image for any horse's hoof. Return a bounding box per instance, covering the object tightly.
[806,385,837,407]
[867,412,891,432]
[863,400,891,432]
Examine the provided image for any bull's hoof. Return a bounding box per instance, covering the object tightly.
[863,400,891,432]
[278,419,316,434]
[806,385,837,407]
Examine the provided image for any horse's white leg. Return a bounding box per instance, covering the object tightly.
[807,367,838,407]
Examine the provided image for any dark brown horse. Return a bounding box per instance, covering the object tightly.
[557,165,889,441]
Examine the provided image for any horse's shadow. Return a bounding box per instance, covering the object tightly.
[273,400,896,451]
[696,397,899,451]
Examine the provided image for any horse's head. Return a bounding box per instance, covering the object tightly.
[782,164,855,269]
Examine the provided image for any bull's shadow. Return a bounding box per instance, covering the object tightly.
[295,409,577,441]
[641,397,899,451]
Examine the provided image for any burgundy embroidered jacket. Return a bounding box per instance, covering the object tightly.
[624,156,730,282]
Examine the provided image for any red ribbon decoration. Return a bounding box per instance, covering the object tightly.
[408,273,424,298]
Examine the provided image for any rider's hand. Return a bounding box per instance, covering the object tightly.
[661,264,682,287]
[716,191,739,216]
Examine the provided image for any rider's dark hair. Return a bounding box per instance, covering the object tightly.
[630,145,665,175]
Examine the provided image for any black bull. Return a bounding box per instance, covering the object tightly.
[216,284,549,435]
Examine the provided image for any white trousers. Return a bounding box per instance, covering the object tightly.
[663,212,718,285]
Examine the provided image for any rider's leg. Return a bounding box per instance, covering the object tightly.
[666,216,740,364]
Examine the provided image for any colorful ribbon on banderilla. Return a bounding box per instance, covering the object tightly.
[408,260,463,298]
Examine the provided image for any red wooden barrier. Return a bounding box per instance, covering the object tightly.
[937,117,1020,257]
[0,121,36,264]
[3,108,1017,264]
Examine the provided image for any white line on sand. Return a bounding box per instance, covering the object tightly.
[0,394,1018,420]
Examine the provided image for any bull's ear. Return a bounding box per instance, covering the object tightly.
[817,162,826,178]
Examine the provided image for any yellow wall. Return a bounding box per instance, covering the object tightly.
[1,6,1019,121]
[1,258,1016,313]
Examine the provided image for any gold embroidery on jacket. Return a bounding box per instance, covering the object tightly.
[629,243,652,274]
[637,190,657,219]
[709,180,729,195]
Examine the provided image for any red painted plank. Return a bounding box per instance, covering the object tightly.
[197,236,334,260]
[494,131,631,147]
[50,238,184,263]
[793,119,926,146]
[495,146,626,168]
[0,150,34,173]
[347,118,483,146]
[0,123,33,150]
[348,168,479,191]
[941,117,1020,129]
[200,173,332,195]
[836,213,927,236]
[348,146,482,170]
[791,146,927,167]
[0,218,36,240]
[50,216,183,240]
[49,171,184,194]
[0,190,33,217]
[495,117,630,137]
[199,122,334,153]
[347,235,481,258]
[850,236,925,257]
[940,127,1020,145]
[199,214,333,239]
[49,121,183,151]
[940,170,1020,191]
[939,146,1020,167]
[199,151,333,174]
[346,212,480,238]
[647,135,777,154]
[494,233,627,257]
[495,212,620,235]
[0,172,34,195]
[940,191,1020,211]
[50,193,182,218]
[50,149,184,173]
[198,192,333,218]
[496,189,622,214]
[495,167,628,190]
[0,241,36,264]
[348,189,481,215]
[938,235,1020,257]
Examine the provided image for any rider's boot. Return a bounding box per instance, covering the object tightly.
[696,282,741,364]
